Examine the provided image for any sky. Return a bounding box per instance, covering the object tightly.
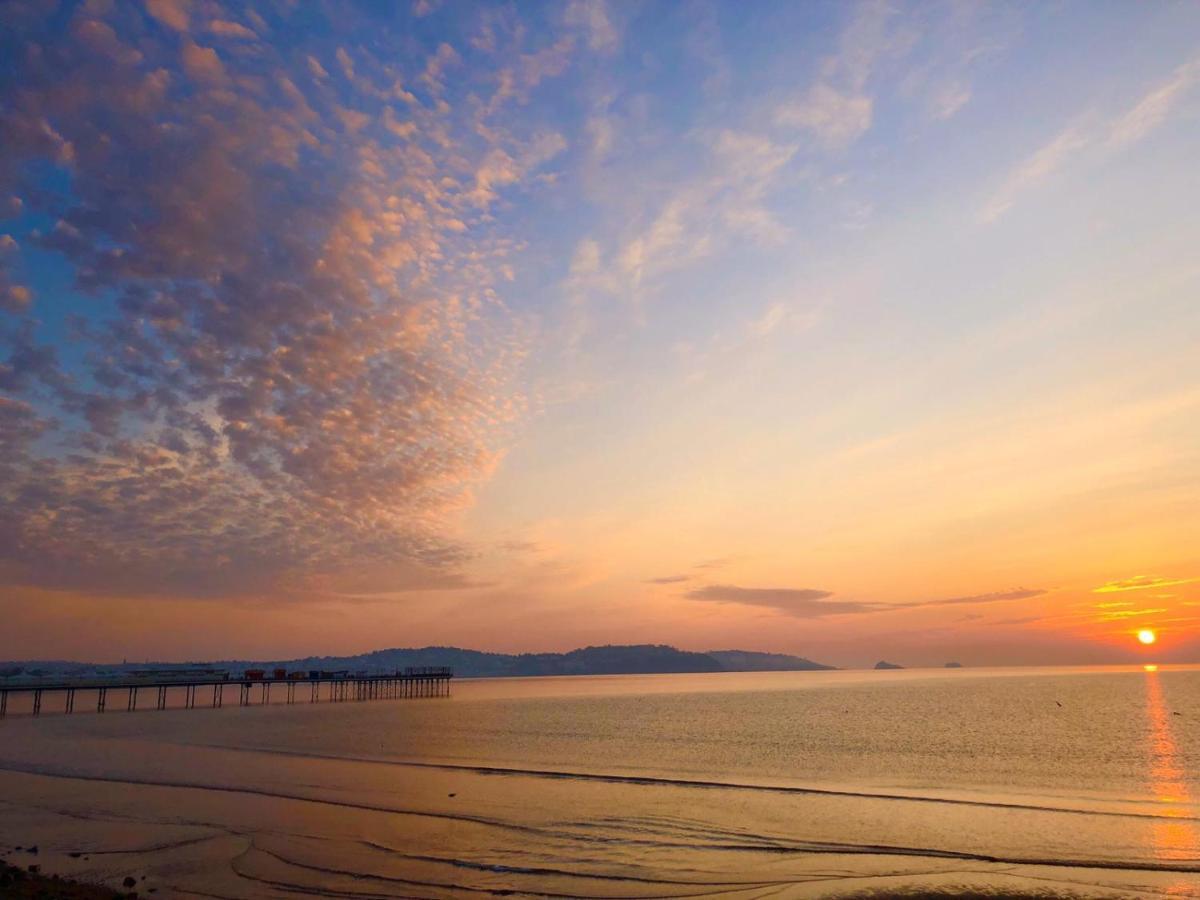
[1,0,1198,667]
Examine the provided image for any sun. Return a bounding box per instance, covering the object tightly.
[1137,629,1157,645]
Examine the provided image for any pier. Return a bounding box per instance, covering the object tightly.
[0,667,453,719]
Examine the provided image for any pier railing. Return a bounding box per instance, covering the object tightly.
[0,667,453,719]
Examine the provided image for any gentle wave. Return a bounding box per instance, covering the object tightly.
[3,763,1200,876]
[361,843,789,886]
[166,740,1200,825]
[251,843,790,898]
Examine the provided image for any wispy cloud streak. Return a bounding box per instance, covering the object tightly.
[1094,576,1197,594]
[686,584,877,618]
[981,57,1200,222]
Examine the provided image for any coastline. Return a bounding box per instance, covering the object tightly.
[0,859,131,899]
[0,857,1109,900]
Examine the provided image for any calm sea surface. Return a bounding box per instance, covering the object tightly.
[0,666,1198,897]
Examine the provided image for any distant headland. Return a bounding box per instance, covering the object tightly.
[0,645,836,680]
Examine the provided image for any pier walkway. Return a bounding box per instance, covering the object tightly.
[0,667,453,719]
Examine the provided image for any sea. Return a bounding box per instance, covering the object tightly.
[0,666,1198,898]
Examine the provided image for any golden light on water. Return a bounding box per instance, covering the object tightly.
[1143,666,1200,873]
[1138,629,1158,645]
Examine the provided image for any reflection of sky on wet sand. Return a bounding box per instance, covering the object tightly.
[1143,668,1200,894]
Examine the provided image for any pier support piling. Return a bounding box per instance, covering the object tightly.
[2,668,452,720]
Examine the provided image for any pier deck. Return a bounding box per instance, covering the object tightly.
[0,667,452,719]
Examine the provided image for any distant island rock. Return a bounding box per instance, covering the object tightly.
[944,662,963,668]
[873,660,904,670]
[0,645,837,680]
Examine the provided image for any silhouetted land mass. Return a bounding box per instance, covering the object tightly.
[223,645,728,677]
[874,660,904,670]
[0,645,836,678]
[706,650,835,671]
[945,661,964,668]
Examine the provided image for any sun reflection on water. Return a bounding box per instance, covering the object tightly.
[1143,667,1200,892]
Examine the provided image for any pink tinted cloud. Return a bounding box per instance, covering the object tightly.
[0,1,564,599]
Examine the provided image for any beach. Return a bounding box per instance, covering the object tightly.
[1,666,1198,898]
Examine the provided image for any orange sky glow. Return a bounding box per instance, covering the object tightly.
[0,0,1197,667]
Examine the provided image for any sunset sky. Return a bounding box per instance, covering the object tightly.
[1,0,1198,667]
